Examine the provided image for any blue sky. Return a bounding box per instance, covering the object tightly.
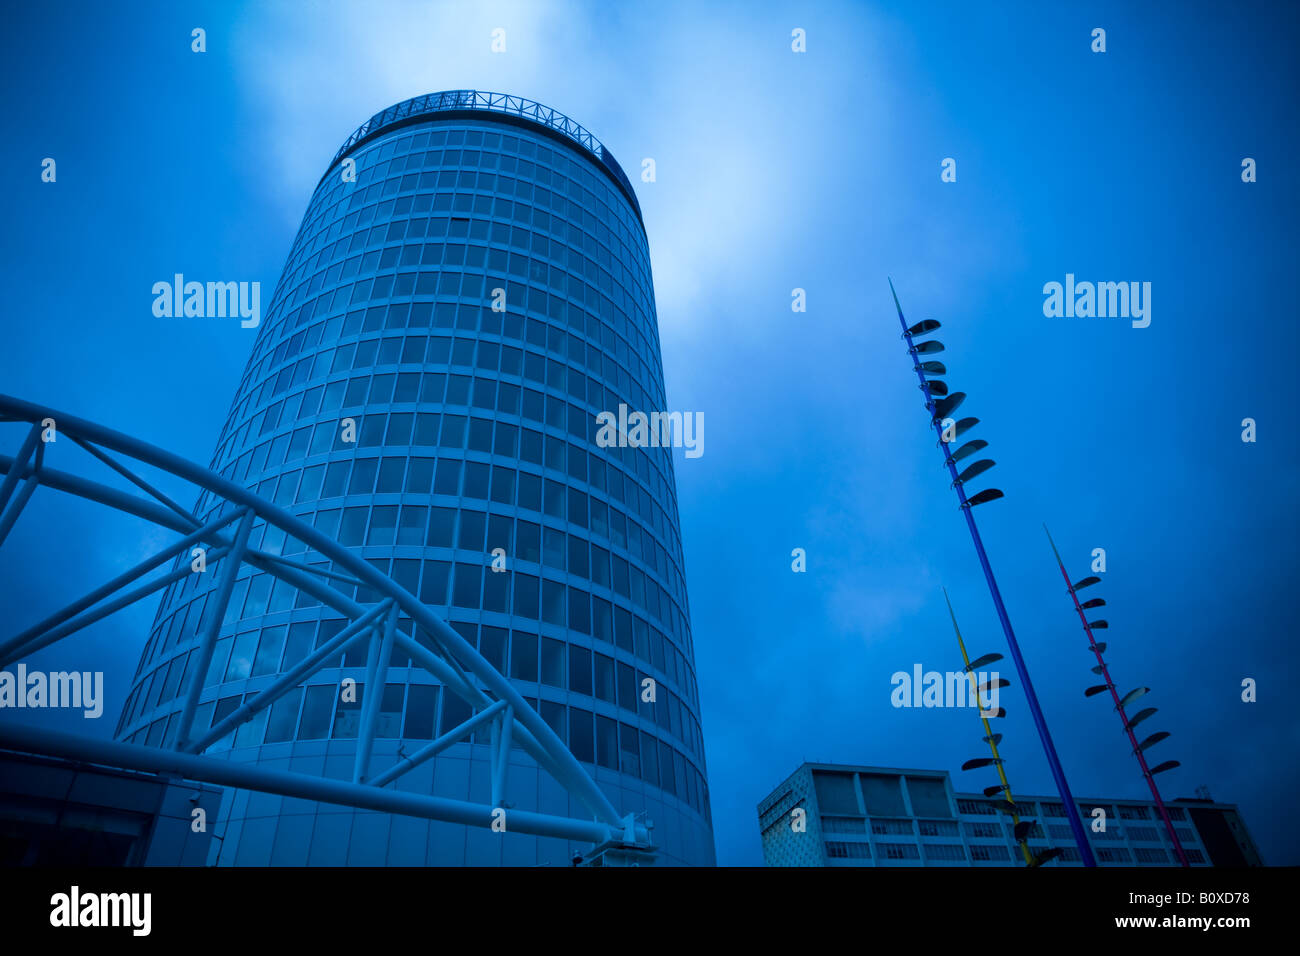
[2,0,1297,866]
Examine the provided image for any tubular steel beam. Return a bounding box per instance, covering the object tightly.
[492,705,515,808]
[370,699,509,789]
[5,545,230,669]
[0,469,37,547]
[175,508,254,750]
[354,603,397,783]
[70,435,194,523]
[0,422,40,516]
[0,723,616,845]
[0,511,238,666]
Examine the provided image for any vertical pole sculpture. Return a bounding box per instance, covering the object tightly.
[889,279,1095,866]
[945,589,1035,866]
[1044,527,1189,867]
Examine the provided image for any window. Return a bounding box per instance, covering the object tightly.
[367,505,398,544]
[398,505,427,544]
[970,844,1010,861]
[878,843,920,860]
[339,507,368,546]
[376,684,405,737]
[421,560,451,604]
[541,578,564,625]
[1134,847,1169,863]
[569,708,593,762]
[333,684,364,738]
[568,645,592,696]
[510,631,538,681]
[264,687,303,743]
[251,625,286,677]
[593,715,618,769]
[464,461,490,498]
[617,722,639,775]
[871,819,913,836]
[452,563,481,607]
[918,820,958,837]
[224,631,257,682]
[458,510,486,550]
[540,637,565,687]
[479,626,507,673]
[825,842,871,860]
[593,653,616,702]
[516,520,540,561]
[640,730,659,786]
[403,684,438,739]
[299,684,335,739]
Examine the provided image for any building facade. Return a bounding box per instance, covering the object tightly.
[114,91,714,866]
[0,752,222,866]
[758,762,1260,867]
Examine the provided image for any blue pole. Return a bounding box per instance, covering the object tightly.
[889,279,1096,867]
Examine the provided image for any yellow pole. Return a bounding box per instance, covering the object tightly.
[944,588,1036,866]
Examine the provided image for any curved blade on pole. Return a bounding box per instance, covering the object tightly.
[964,651,1003,672]
[1119,686,1150,710]
[945,439,988,467]
[962,488,1004,508]
[1124,707,1157,732]
[1136,731,1170,753]
[955,459,996,486]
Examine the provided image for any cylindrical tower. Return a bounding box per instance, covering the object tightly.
[114,91,713,866]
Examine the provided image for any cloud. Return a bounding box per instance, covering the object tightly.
[231,1,607,227]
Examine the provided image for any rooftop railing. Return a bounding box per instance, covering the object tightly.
[328,90,642,219]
